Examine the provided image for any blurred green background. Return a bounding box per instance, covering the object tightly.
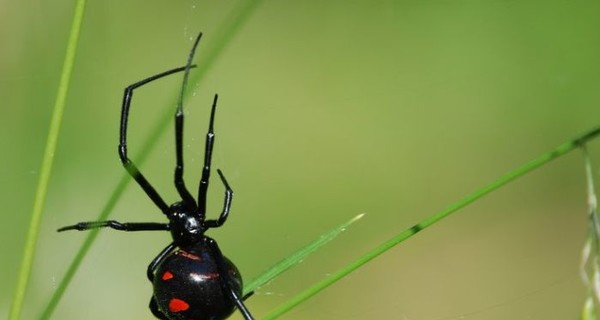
[2,0,600,319]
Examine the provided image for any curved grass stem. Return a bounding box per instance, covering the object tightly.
[264,126,600,319]
[8,1,88,319]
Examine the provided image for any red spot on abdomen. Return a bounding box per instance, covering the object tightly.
[169,298,189,313]
[176,250,201,260]
[162,271,174,280]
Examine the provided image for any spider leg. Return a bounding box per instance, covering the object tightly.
[206,237,255,320]
[57,221,168,232]
[197,94,219,217]
[242,291,254,301]
[149,297,169,320]
[147,242,176,282]
[204,169,233,228]
[174,32,203,207]
[119,65,197,214]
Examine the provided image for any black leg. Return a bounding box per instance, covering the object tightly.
[119,65,197,214]
[57,220,168,232]
[227,283,254,320]
[147,243,176,281]
[197,94,219,217]
[205,169,233,228]
[174,32,203,207]
[242,291,254,301]
[149,297,168,320]
[206,237,255,320]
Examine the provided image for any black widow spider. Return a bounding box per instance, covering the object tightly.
[58,32,254,320]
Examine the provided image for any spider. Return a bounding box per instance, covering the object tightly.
[58,32,254,320]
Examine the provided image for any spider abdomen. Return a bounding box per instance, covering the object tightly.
[153,241,243,320]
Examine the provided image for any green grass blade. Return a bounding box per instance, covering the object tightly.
[582,296,596,320]
[8,1,88,319]
[264,126,600,319]
[41,1,264,319]
[579,145,600,319]
[244,213,365,295]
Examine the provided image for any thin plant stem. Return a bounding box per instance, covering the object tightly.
[264,126,600,319]
[8,1,87,319]
[245,213,365,295]
[580,145,600,319]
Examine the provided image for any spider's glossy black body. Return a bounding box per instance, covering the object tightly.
[152,240,243,320]
[58,32,254,320]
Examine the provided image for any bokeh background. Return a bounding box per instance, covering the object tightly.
[2,1,600,319]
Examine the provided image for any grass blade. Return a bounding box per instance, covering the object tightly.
[244,213,365,295]
[264,126,600,319]
[580,145,600,317]
[8,1,88,319]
